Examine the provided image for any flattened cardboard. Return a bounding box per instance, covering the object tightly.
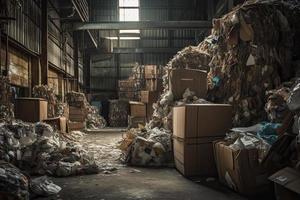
[169,68,207,100]
[130,101,146,117]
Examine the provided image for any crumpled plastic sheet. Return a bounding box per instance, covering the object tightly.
[31,176,61,197]
[0,161,30,200]
[109,99,129,127]
[0,121,99,177]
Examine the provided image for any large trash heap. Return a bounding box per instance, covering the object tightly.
[119,0,300,168]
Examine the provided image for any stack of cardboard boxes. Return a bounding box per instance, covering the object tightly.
[173,104,232,177]
[144,65,163,92]
[118,79,138,100]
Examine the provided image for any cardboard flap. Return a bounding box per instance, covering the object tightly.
[222,145,235,170]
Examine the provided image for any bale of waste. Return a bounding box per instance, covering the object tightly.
[0,76,14,122]
[109,99,129,127]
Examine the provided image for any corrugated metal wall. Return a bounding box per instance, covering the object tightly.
[89,0,210,98]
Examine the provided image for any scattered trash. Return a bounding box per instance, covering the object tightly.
[31,176,61,196]
[109,99,129,127]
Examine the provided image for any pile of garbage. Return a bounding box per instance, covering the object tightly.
[203,0,300,126]
[32,85,58,118]
[66,91,107,129]
[147,88,211,130]
[119,89,210,165]
[0,120,99,177]
[0,161,62,200]
[109,99,129,127]
[118,127,173,166]
[0,76,14,122]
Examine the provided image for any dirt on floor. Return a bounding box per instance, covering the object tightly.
[35,130,272,200]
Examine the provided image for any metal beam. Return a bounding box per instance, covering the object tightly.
[74,21,212,30]
[113,47,180,54]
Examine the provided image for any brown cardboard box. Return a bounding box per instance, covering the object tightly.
[140,91,160,103]
[173,104,232,138]
[118,91,136,100]
[174,136,222,177]
[43,117,67,133]
[69,106,87,122]
[15,98,48,122]
[118,79,136,89]
[128,116,147,128]
[169,68,207,100]
[68,121,85,131]
[130,101,146,117]
[214,141,270,196]
[145,79,163,92]
[269,167,300,200]
[145,65,160,79]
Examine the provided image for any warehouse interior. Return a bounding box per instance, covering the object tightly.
[1,0,300,199]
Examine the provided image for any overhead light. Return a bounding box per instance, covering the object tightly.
[105,37,140,40]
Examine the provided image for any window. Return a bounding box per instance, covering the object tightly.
[119,0,140,35]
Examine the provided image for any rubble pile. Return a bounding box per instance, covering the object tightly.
[109,99,129,127]
[0,76,14,122]
[66,91,107,129]
[203,0,300,126]
[0,121,99,177]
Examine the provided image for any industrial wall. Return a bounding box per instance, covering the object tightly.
[88,0,212,99]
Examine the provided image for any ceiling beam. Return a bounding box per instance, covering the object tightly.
[113,47,180,54]
[74,21,212,30]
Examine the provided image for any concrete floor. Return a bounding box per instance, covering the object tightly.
[41,131,272,200]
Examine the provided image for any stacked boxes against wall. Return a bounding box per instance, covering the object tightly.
[173,104,232,177]
[118,64,144,101]
[138,65,163,124]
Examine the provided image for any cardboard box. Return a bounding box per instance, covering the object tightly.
[118,80,136,91]
[146,103,154,120]
[15,98,48,122]
[128,116,147,128]
[43,117,67,133]
[269,167,300,200]
[140,91,159,103]
[174,136,222,177]
[169,68,207,100]
[214,141,270,195]
[69,106,87,122]
[145,79,163,92]
[130,101,146,117]
[173,104,232,138]
[145,65,160,79]
[118,91,136,100]
[68,121,85,131]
